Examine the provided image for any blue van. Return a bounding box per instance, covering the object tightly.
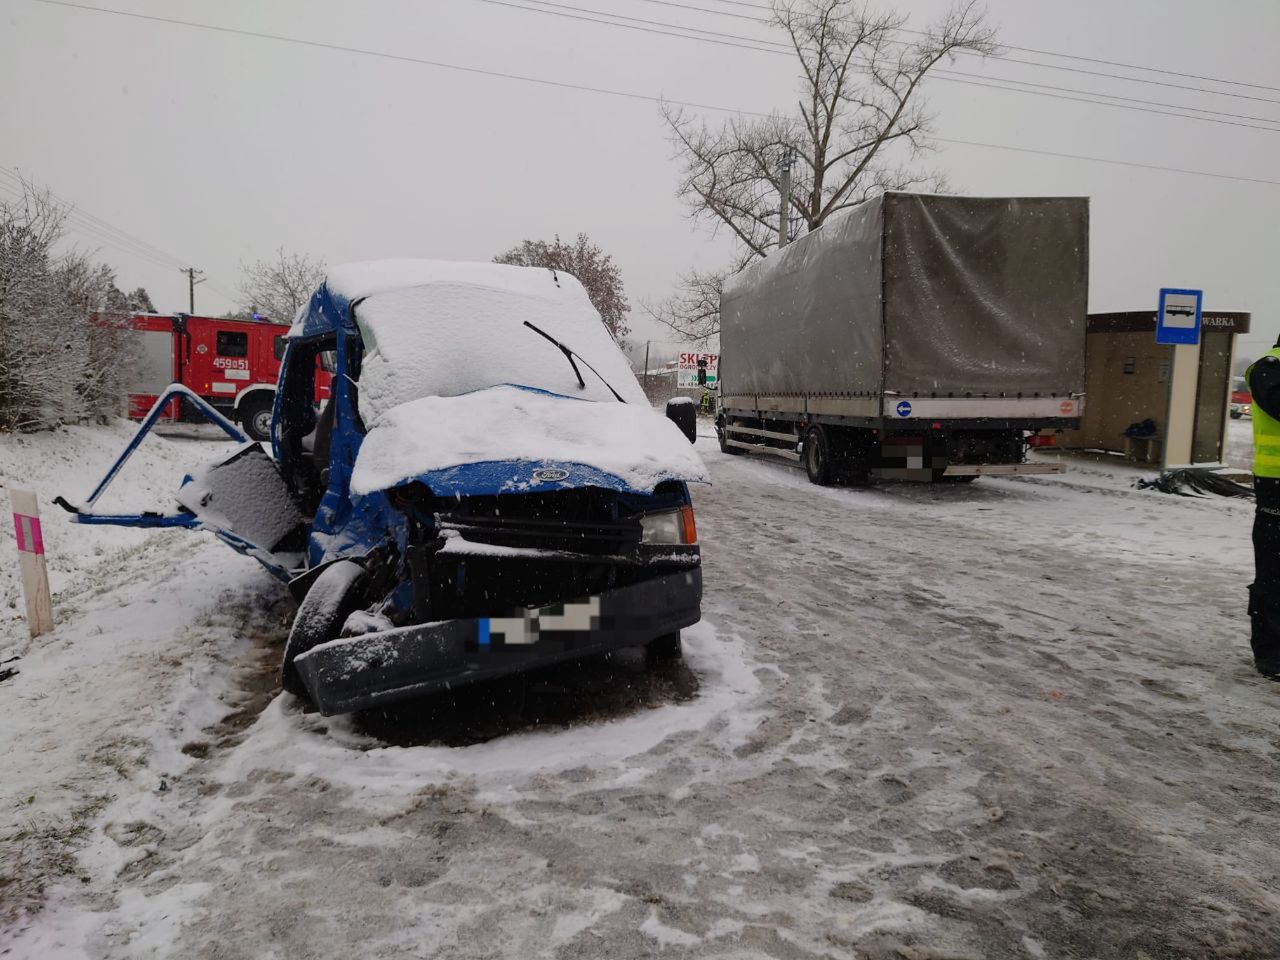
[61,261,707,715]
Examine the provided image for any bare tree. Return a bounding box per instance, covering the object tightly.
[643,267,733,348]
[238,248,326,323]
[495,233,631,341]
[651,0,997,340]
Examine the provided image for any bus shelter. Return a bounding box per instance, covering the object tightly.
[1062,310,1250,466]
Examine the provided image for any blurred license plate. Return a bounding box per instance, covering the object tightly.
[475,596,602,648]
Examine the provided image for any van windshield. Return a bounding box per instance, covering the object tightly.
[352,280,645,423]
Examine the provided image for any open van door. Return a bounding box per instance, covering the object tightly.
[174,444,308,579]
[56,384,308,582]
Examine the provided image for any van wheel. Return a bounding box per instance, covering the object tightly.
[281,560,368,701]
[804,426,833,485]
[239,395,275,442]
[646,632,682,664]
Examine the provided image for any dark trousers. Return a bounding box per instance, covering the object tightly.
[1250,477,1280,674]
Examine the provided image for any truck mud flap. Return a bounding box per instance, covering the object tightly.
[292,569,703,716]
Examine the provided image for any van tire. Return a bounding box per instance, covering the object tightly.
[281,560,368,701]
[239,394,275,442]
[646,631,683,663]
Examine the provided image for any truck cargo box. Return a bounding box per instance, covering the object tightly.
[719,192,1089,421]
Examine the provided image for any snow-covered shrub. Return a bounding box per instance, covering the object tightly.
[0,178,139,431]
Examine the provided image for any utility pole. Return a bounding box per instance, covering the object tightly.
[778,147,794,250]
[181,267,205,313]
[643,340,651,383]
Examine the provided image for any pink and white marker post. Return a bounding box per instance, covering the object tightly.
[11,489,54,638]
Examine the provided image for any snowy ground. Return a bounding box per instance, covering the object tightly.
[3,423,1280,958]
[1227,416,1254,472]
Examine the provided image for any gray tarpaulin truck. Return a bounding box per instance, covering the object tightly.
[716,192,1089,484]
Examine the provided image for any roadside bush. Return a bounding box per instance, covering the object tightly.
[0,178,139,432]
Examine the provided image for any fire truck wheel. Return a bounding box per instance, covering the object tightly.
[281,560,369,701]
[239,395,275,442]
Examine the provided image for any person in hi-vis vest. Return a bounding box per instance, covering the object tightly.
[1246,340,1280,678]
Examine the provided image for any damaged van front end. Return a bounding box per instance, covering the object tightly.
[293,472,702,714]
[286,382,707,715]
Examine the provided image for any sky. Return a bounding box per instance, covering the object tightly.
[3,0,1278,361]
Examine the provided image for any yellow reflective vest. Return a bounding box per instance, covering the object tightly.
[1248,347,1280,478]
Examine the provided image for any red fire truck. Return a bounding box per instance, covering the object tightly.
[123,313,332,441]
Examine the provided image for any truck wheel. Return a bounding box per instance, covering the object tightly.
[804,426,833,485]
[646,631,682,664]
[239,395,275,443]
[717,419,742,455]
[281,560,368,701]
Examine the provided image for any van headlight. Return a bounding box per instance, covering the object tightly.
[640,505,698,545]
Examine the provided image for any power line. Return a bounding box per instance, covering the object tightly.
[28,0,1277,188]
[0,166,188,268]
[471,0,1280,131]
[629,0,771,24]
[686,0,1280,95]
[0,167,182,264]
[932,74,1280,134]
[934,136,1280,187]
[37,0,1280,136]
[967,49,1280,108]
[474,0,784,54]
[31,0,774,118]
[0,181,182,269]
[0,171,185,270]
[931,69,1280,127]
[0,165,243,303]
[204,277,242,304]
[532,0,779,45]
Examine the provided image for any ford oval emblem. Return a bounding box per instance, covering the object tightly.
[532,467,569,482]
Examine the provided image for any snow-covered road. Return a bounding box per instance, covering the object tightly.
[4,430,1280,958]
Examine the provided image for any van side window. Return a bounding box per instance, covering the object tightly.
[273,335,286,361]
[217,331,249,358]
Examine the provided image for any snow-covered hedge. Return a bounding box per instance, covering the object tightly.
[0,180,139,432]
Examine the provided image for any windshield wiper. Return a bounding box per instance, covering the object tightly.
[522,321,627,403]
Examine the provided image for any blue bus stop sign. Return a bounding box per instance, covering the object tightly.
[1156,288,1203,346]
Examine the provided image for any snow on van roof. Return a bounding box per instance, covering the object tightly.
[288,259,584,338]
[347,261,647,420]
[324,259,562,302]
